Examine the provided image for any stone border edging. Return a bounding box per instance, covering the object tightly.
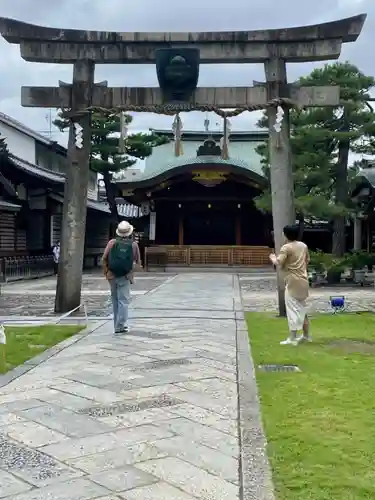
[0,320,106,389]
[234,275,275,500]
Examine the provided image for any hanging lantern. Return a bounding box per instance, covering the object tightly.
[172,113,183,157]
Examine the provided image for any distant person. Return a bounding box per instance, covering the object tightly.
[102,221,142,335]
[269,224,311,345]
[52,241,60,275]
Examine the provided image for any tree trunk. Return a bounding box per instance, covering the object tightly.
[332,139,349,257]
[103,171,119,237]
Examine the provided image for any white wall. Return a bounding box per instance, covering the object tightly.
[0,122,36,164]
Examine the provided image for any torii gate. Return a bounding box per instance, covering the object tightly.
[0,14,366,315]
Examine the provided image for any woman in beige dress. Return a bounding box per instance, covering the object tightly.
[269,224,311,345]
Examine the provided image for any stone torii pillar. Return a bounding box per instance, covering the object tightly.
[54,61,94,313]
[258,15,365,315]
[0,15,366,316]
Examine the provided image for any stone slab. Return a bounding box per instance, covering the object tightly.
[18,404,114,438]
[0,469,32,497]
[158,417,239,458]
[153,435,239,484]
[88,465,159,492]
[2,478,110,500]
[137,457,239,499]
[41,425,174,461]
[119,482,196,499]
[2,421,68,447]
[67,442,167,474]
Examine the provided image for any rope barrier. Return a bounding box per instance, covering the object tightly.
[0,303,89,327]
[61,97,297,120]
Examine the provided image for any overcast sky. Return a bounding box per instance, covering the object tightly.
[0,0,373,149]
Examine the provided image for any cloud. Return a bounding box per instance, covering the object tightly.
[0,0,373,147]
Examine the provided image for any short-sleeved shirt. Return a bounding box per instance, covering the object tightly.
[277,240,309,300]
[102,238,141,281]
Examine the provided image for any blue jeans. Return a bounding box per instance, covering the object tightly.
[109,277,131,332]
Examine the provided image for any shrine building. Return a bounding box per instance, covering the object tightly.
[114,129,329,267]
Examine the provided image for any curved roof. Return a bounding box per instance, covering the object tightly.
[146,155,264,181]
[359,168,375,187]
[115,154,266,189]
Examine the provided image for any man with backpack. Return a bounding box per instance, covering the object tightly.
[102,220,141,335]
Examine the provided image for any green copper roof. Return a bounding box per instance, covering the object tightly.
[137,154,263,182]
[359,167,375,187]
[146,140,263,178]
[115,139,265,185]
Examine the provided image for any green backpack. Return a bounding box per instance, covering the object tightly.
[108,239,133,277]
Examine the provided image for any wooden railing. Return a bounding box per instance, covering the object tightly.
[145,245,272,268]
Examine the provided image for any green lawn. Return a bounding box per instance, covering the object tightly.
[246,312,375,500]
[0,324,85,374]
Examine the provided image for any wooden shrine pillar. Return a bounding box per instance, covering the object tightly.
[55,60,95,313]
[235,211,242,246]
[178,213,184,245]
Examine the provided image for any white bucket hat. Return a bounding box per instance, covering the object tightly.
[116,220,134,238]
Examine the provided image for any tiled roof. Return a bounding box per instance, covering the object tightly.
[0,171,17,196]
[48,193,111,214]
[117,155,264,184]
[359,167,375,187]
[86,199,111,214]
[0,112,56,146]
[9,154,65,184]
[0,199,21,211]
[150,129,268,140]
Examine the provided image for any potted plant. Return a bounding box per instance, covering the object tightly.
[326,256,346,285]
[365,253,375,272]
[308,250,326,285]
[348,251,368,285]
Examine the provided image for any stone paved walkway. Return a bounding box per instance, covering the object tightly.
[240,273,375,313]
[0,273,273,500]
[0,272,175,319]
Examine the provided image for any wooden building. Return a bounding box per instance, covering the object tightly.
[114,130,271,266]
[0,112,111,268]
[351,166,375,252]
[114,129,333,267]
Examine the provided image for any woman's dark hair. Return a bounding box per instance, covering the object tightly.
[283,224,300,241]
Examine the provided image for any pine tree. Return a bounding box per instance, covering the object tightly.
[54,112,168,222]
[255,62,375,255]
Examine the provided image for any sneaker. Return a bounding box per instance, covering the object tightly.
[114,327,129,336]
[280,338,298,346]
[297,335,312,343]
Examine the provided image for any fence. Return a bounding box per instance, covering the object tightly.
[0,255,54,282]
[145,245,273,268]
